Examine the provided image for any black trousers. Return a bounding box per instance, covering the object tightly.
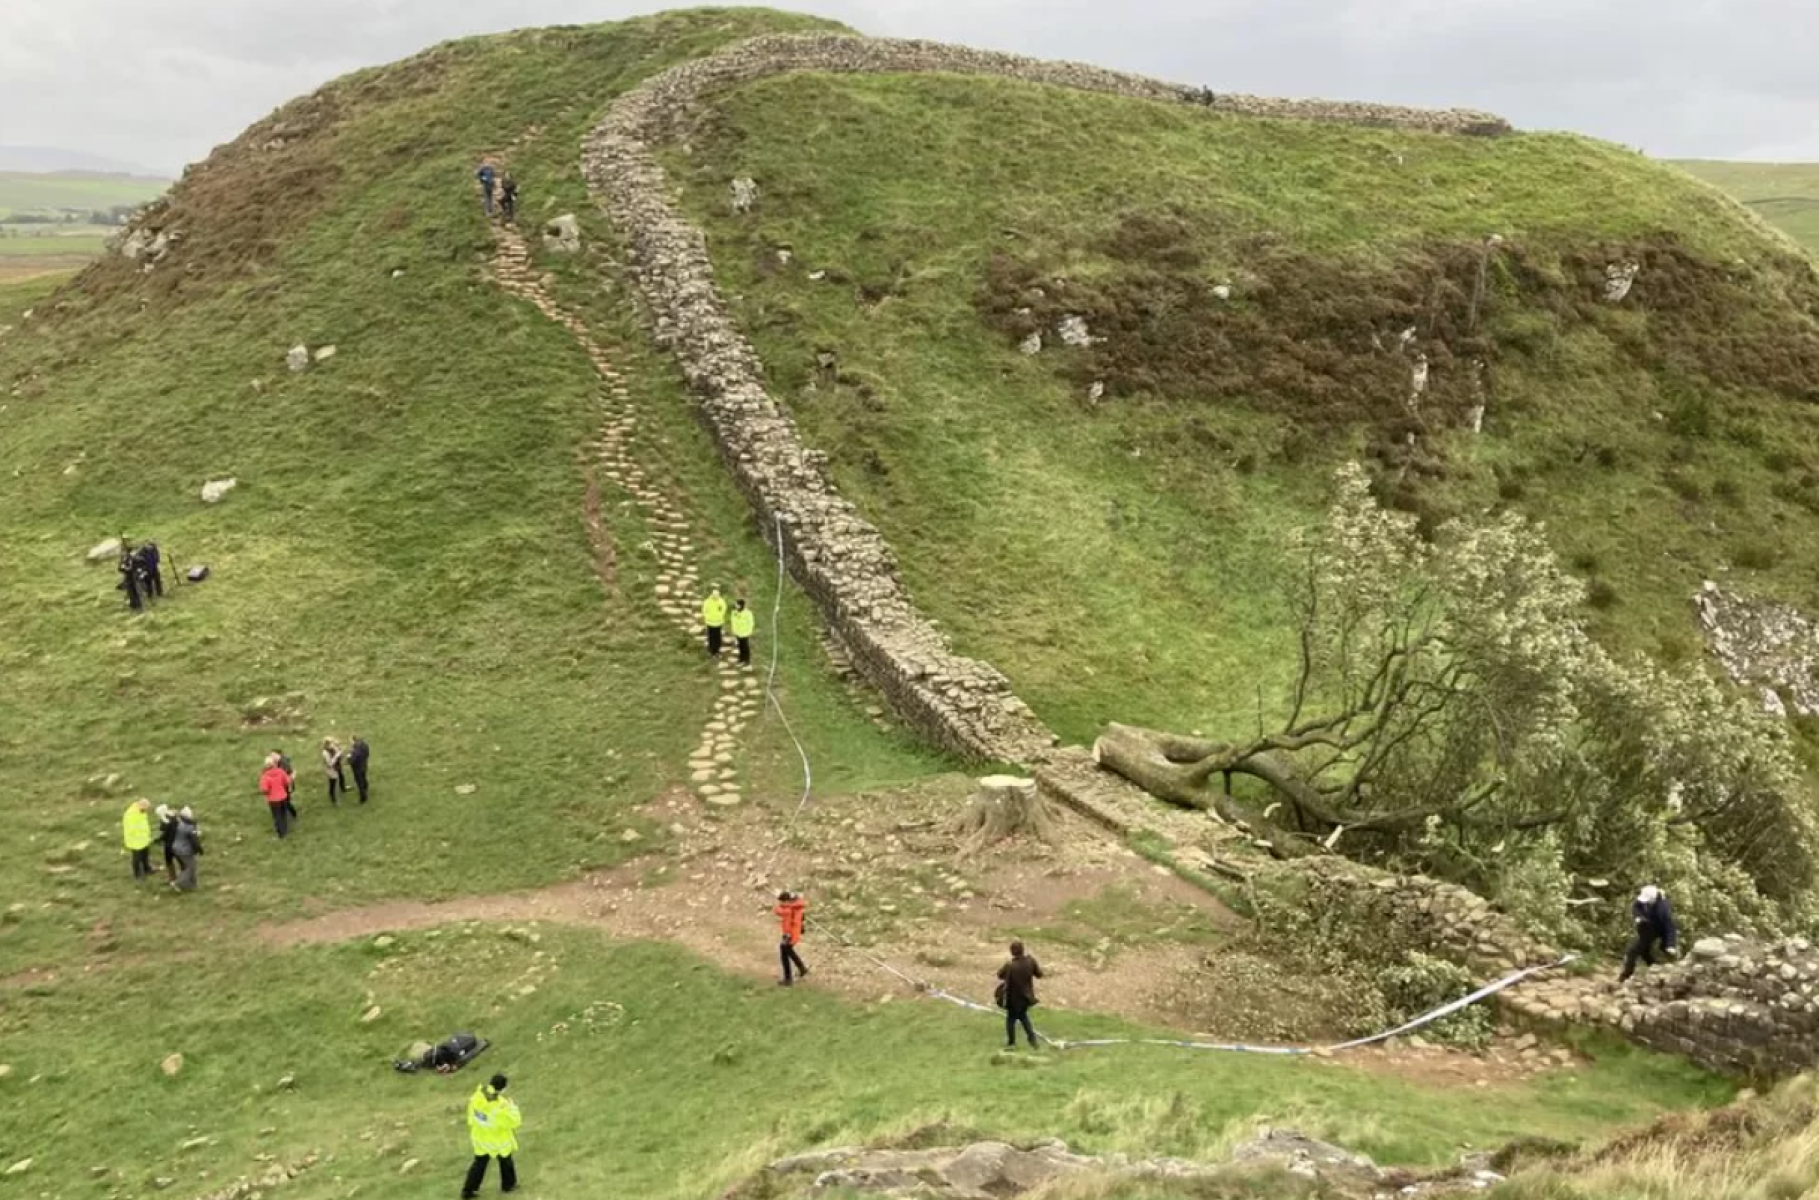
[462,1153,516,1197]
[737,636,752,664]
[1005,1005,1038,1047]
[706,625,724,656]
[351,761,369,803]
[327,771,345,805]
[130,847,152,880]
[269,803,289,839]
[163,846,178,881]
[780,938,807,982]
[1620,927,1665,981]
[146,567,164,597]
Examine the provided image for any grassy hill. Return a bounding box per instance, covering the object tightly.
[672,73,1819,745]
[1677,160,1819,257]
[0,10,1786,1198]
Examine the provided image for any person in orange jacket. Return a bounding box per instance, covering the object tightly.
[775,890,809,985]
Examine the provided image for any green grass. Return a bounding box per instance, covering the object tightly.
[1675,159,1819,256]
[0,926,1730,1198]
[0,170,166,214]
[671,71,1819,744]
[0,8,936,972]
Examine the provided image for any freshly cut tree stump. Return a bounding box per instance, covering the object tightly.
[952,774,1055,853]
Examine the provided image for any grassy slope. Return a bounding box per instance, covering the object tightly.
[0,15,1745,1192]
[0,8,937,973]
[1676,160,1819,256]
[4,928,1725,1199]
[673,73,1819,744]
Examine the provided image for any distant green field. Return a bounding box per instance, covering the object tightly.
[0,231,108,256]
[1675,160,1819,255]
[0,170,167,215]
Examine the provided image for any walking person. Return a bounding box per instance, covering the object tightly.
[122,799,154,882]
[701,586,728,659]
[156,803,180,883]
[997,940,1044,1049]
[462,1073,522,1198]
[348,735,371,803]
[1619,884,1680,982]
[260,754,292,839]
[731,598,756,667]
[322,737,347,806]
[274,748,298,822]
[775,890,809,985]
[499,173,518,224]
[476,162,498,218]
[170,807,202,892]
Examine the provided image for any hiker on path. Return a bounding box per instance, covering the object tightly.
[170,807,202,892]
[701,586,729,659]
[322,737,347,806]
[156,804,180,882]
[348,735,371,803]
[997,940,1044,1049]
[775,890,809,986]
[1619,884,1679,982]
[462,1073,522,1198]
[122,799,153,881]
[731,598,756,666]
[260,754,293,839]
[274,748,298,821]
[476,162,498,217]
[500,173,518,224]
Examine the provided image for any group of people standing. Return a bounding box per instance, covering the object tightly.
[117,539,164,612]
[258,737,371,839]
[700,587,757,664]
[121,798,203,891]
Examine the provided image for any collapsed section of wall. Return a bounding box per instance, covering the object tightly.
[583,32,1510,763]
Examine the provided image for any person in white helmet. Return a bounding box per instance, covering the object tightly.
[1619,884,1679,982]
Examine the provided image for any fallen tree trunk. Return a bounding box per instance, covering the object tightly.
[1092,723,1322,859]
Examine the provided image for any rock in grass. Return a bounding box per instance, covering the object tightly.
[4,1158,29,1175]
[200,478,237,504]
[361,1005,383,1024]
[286,345,310,372]
[160,1053,184,1078]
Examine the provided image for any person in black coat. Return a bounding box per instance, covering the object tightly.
[118,544,143,611]
[348,736,371,803]
[1619,884,1679,981]
[140,540,164,598]
[996,940,1044,1049]
[155,804,180,883]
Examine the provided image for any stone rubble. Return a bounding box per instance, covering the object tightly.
[1695,581,1819,716]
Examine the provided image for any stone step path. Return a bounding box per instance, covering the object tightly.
[489,224,762,807]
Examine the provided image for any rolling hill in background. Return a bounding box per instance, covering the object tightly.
[1677,159,1819,256]
[4,10,1819,1199]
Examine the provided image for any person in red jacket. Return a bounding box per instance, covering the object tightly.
[774,891,809,985]
[259,753,293,839]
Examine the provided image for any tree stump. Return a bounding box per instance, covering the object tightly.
[952,775,1054,854]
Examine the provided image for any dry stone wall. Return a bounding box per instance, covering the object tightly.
[583,33,1508,762]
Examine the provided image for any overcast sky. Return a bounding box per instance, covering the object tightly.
[3,0,1814,176]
